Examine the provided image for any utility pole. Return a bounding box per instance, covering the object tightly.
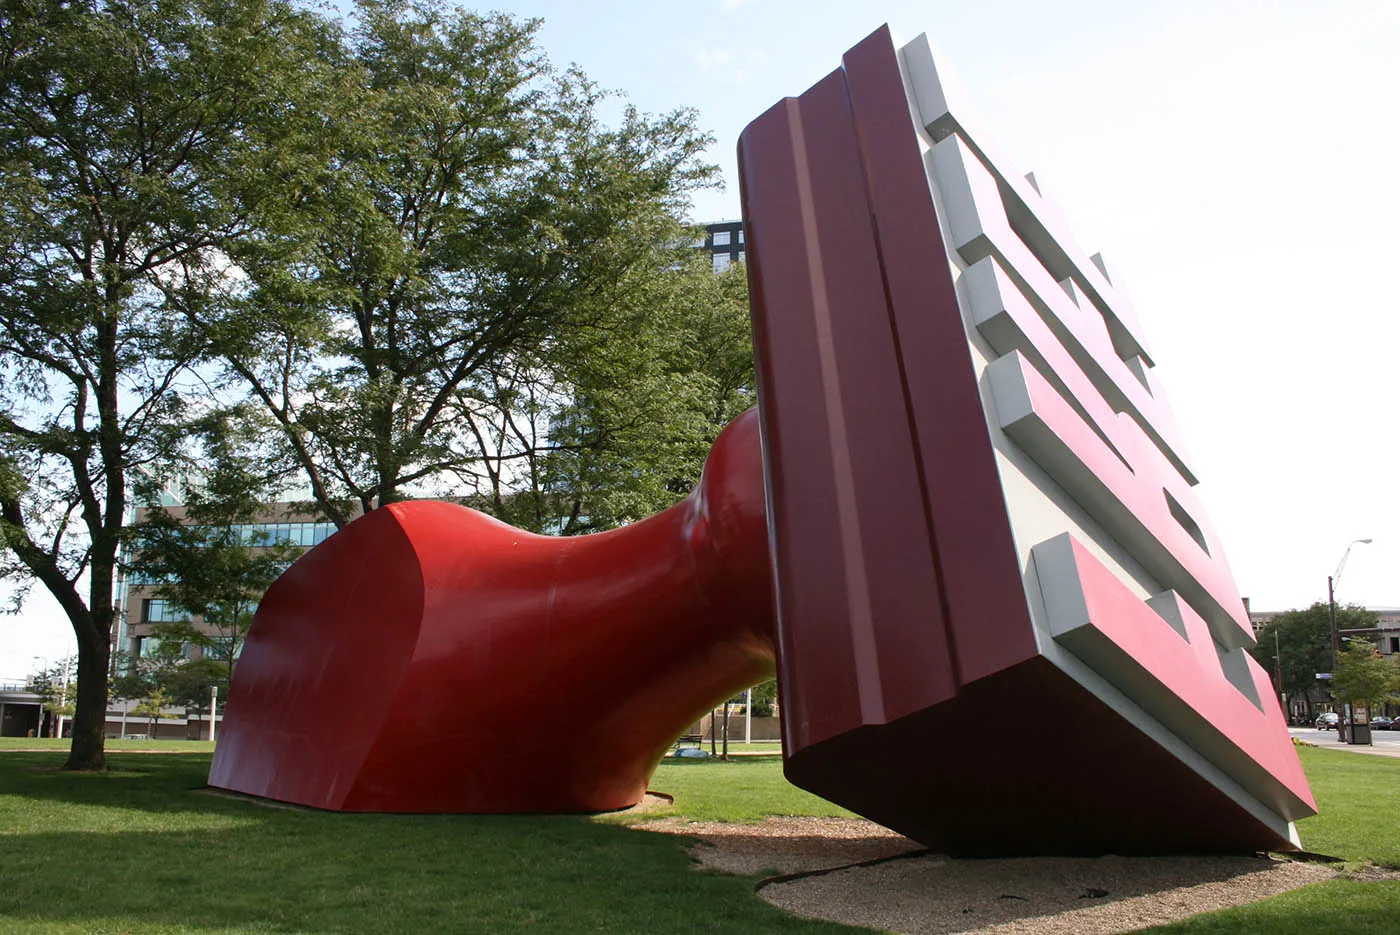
[209,685,218,743]
[1329,538,1374,743]
[1329,574,1345,739]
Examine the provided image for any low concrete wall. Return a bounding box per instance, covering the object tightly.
[688,713,782,743]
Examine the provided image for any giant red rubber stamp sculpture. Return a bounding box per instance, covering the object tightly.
[211,26,1315,855]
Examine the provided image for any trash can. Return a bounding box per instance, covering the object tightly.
[1345,723,1372,745]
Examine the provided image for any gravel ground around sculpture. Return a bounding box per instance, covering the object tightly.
[635,816,1344,935]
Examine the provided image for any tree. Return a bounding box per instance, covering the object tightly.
[1333,638,1400,715]
[749,678,777,718]
[3,0,739,773]
[0,0,337,770]
[130,686,173,739]
[513,258,754,533]
[111,638,223,736]
[1248,602,1379,718]
[26,656,75,737]
[198,0,722,529]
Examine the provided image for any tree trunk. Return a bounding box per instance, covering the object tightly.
[64,626,110,770]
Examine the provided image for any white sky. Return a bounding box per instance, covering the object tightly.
[4,0,1397,679]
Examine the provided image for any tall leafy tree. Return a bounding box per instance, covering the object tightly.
[201,0,721,527]
[0,0,336,769]
[531,259,754,533]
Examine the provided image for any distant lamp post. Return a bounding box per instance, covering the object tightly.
[31,657,47,737]
[1328,538,1372,742]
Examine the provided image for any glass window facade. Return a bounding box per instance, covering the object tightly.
[185,521,336,547]
[142,599,189,623]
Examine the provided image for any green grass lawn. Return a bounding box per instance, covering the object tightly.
[0,737,214,754]
[1291,747,1400,867]
[617,756,853,824]
[0,749,858,935]
[1138,746,1400,935]
[0,741,1395,934]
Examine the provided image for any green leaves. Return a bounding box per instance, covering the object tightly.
[202,0,732,529]
[1250,602,1387,709]
[0,0,339,768]
[1334,638,1400,711]
[3,0,749,768]
[530,257,754,533]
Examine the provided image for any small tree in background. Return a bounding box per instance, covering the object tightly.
[1333,638,1400,718]
[111,642,224,736]
[130,687,173,740]
[749,679,777,718]
[26,657,75,737]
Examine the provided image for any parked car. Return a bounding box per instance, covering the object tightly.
[1369,715,1393,730]
[1316,712,1340,730]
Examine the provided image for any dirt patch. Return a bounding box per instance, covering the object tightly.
[636,817,1340,934]
[639,816,920,875]
[612,791,675,815]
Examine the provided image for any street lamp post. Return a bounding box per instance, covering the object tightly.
[56,653,72,740]
[1329,538,1372,742]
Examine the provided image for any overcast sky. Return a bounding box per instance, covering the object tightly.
[4,0,1397,679]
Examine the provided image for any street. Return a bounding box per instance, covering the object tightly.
[1288,725,1400,756]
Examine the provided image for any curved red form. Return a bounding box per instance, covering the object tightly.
[209,409,774,812]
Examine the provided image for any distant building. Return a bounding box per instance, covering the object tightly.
[0,682,43,738]
[117,503,339,665]
[111,500,344,739]
[1377,609,1400,658]
[702,220,744,272]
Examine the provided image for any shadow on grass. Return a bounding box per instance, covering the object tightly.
[0,752,858,934]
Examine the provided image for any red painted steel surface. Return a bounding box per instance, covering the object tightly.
[779,656,1296,856]
[738,25,1312,854]
[738,20,1034,820]
[209,410,775,812]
